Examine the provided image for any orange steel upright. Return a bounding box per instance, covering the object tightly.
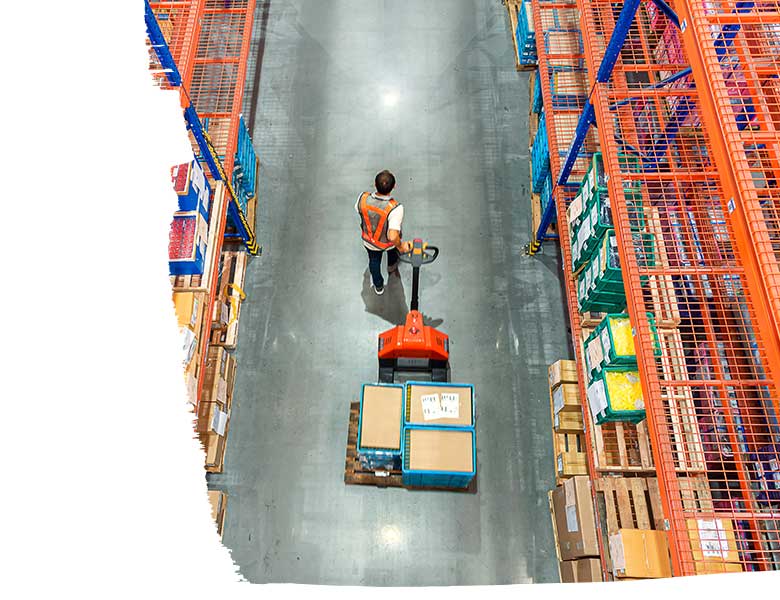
[571,0,780,576]
[150,0,258,414]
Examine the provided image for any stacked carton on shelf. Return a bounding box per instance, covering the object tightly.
[549,360,588,482]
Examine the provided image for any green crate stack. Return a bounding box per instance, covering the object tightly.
[586,366,646,425]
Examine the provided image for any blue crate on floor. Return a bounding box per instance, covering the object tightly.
[403,381,476,429]
[532,70,544,114]
[531,112,550,192]
[357,383,404,471]
[402,426,476,489]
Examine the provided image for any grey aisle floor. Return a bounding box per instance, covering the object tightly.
[208,0,572,586]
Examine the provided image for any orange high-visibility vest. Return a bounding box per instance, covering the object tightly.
[358,192,400,250]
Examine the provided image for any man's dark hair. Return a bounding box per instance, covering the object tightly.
[375,170,396,195]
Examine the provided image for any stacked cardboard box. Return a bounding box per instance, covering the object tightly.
[198,346,236,473]
[548,360,588,482]
[549,476,601,581]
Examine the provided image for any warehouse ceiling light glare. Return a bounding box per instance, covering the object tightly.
[382,89,400,108]
[378,524,402,547]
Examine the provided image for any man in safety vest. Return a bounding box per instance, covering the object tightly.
[356,170,412,295]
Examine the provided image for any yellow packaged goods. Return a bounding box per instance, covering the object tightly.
[173,292,201,331]
[604,370,644,412]
[608,529,672,579]
[608,316,635,357]
[549,360,578,390]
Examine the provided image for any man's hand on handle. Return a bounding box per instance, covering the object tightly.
[400,240,413,253]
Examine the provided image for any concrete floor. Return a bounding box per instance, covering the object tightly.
[207,0,572,585]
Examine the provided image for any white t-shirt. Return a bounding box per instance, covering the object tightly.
[355,192,404,251]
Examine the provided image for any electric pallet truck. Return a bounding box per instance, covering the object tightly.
[377,238,451,383]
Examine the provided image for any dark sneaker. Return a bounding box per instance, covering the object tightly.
[373,284,385,296]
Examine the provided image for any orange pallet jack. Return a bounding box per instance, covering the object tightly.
[377,238,450,383]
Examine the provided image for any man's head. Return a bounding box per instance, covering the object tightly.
[375,170,396,196]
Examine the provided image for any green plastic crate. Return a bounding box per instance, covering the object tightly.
[586,367,646,424]
[595,314,638,369]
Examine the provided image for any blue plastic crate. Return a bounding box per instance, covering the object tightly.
[532,70,544,114]
[231,115,257,216]
[402,426,476,489]
[549,65,588,110]
[531,112,550,193]
[404,382,475,429]
[516,0,537,64]
[357,383,404,471]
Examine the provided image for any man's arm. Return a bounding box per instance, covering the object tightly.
[388,229,412,253]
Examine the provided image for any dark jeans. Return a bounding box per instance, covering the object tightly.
[366,247,399,289]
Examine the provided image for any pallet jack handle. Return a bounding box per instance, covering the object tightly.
[398,238,439,312]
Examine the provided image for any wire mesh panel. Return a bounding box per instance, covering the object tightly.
[150,0,204,90]
[190,0,256,175]
[574,0,780,575]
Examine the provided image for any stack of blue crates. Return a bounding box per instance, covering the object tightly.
[232,115,258,217]
[515,0,537,65]
[532,70,544,114]
[531,111,550,193]
[401,382,476,489]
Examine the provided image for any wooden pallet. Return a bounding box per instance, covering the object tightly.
[171,181,227,293]
[548,490,564,583]
[210,250,249,350]
[592,420,655,473]
[677,475,713,511]
[657,328,706,472]
[645,207,681,328]
[343,402,477,493]
[593,477,666,574]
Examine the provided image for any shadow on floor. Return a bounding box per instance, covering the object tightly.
[360,269,443,328]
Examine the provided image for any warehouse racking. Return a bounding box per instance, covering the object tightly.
[145,0,259,474]
[527,0,780,579]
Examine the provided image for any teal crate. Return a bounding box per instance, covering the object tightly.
[586,367,646,425]
[402,426,476,489]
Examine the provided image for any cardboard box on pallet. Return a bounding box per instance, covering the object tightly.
[549,360,578,390]
[554,409,584,434]
[553,383,581,415]
[560,559,603,583]
[551,476,599,561]
[608,529,672,579]
[687,518,743,573]
[196,401,229,436]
